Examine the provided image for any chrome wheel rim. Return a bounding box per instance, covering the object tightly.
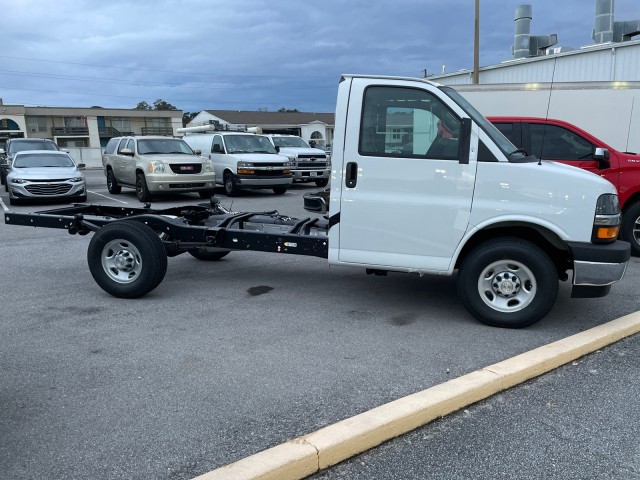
[633,214,640,248]
[101,239,142,284]
[478,260,536,313]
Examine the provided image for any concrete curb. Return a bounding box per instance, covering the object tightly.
[193,311,640,480]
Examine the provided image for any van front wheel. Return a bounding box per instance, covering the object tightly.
[457,238,558,328]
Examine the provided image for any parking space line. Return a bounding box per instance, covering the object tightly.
[88,190,129,204]
[0,197,8,211]
[192,311,640,480]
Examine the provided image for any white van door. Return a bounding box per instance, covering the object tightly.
[337,78,478,272]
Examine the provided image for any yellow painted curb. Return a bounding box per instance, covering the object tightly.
[193,311,640,480]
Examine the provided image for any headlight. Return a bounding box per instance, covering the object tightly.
[149,160,165,173]
[10,177,27,184]
[595,194,619,215]
[237,161,254,168]
[592,194,621,242]
[69,177,84,183]
[203,160,214,172]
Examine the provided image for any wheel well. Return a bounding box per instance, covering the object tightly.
[455,224,571,278]
[622,193,640,214]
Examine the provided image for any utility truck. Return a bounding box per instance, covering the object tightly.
[4,75,630,328]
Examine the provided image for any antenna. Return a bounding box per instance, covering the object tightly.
[539,56,558,165]
[626,97,634,153]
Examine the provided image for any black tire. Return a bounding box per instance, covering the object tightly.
[188,247,231,261]
[107,169,122,194]
[273,186,287,195]
[75,195,87,203]
[198,190,215,199]
[457,237,558,328]
[87,221,167,298]
[136,173,152,202]
[315,178,329,188]
[621,201,640,256]
[224,173,238,197]
[9,196,20,206]
[1,171,5,186]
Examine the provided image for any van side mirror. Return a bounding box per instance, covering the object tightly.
[275,146,280,153]
[194,149,202,155]
[458,118,472,165]
[594,147,610,169]
[120,148,134,157]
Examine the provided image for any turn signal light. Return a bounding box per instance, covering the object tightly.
[237,168,255,174]
[596,226,619,240]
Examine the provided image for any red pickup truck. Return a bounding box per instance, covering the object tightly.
[488,116,640,255]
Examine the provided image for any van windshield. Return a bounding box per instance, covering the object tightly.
[440,86,532,161]
[225,135,277,154]
[271,136,310,148]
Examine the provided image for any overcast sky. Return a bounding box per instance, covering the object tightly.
[1,0,638,113]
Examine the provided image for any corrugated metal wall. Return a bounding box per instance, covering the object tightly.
[432,40,640,85]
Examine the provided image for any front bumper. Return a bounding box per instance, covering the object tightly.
[292,168,331,181]
[146,173,216,193]
[569,240,630,298]
[9,180,86,200]
[234,174,293,189]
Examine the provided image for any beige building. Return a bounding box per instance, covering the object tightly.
[0,100,183,150]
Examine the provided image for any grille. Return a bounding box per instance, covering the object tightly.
[25,183,72,195]
[169,163,203,174]
[253,170,288,177]
[298,154,327,160]
[297,162,327,169]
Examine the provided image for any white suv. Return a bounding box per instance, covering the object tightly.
[102,136,216,202]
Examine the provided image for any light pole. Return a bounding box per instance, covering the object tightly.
[473,0,480,84]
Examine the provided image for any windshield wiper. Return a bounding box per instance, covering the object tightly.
[509,147,528,156]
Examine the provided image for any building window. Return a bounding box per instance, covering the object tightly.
[26,116,47,133]
[112,117,131,132]
[150,118,168,127]
[64,116,87,128]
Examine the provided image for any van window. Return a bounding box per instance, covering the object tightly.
[359,86,462,160]
[212,135,224,153]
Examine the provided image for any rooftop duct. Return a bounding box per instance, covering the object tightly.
[513,5,558,59]
[593,0,640,44]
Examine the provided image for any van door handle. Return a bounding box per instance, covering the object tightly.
[345,162,357,188]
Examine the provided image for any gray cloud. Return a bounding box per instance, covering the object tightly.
[1,0,637,112]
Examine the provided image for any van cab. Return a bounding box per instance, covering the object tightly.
[182,132,293,196]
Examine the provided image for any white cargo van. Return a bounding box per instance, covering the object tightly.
[182,131,293,196]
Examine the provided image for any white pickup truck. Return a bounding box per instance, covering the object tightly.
[5,74,630,328]
[265,134,331,187]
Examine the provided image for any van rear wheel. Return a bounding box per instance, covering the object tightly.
[457,238,558,328]
[273,186,287,195]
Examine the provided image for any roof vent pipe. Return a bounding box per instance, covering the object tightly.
[593,0,615,43]
[513,4,532,59]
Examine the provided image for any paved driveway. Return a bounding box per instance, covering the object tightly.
[1,170,638,479]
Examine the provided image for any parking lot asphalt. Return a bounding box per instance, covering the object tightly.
[1,169,639,480]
